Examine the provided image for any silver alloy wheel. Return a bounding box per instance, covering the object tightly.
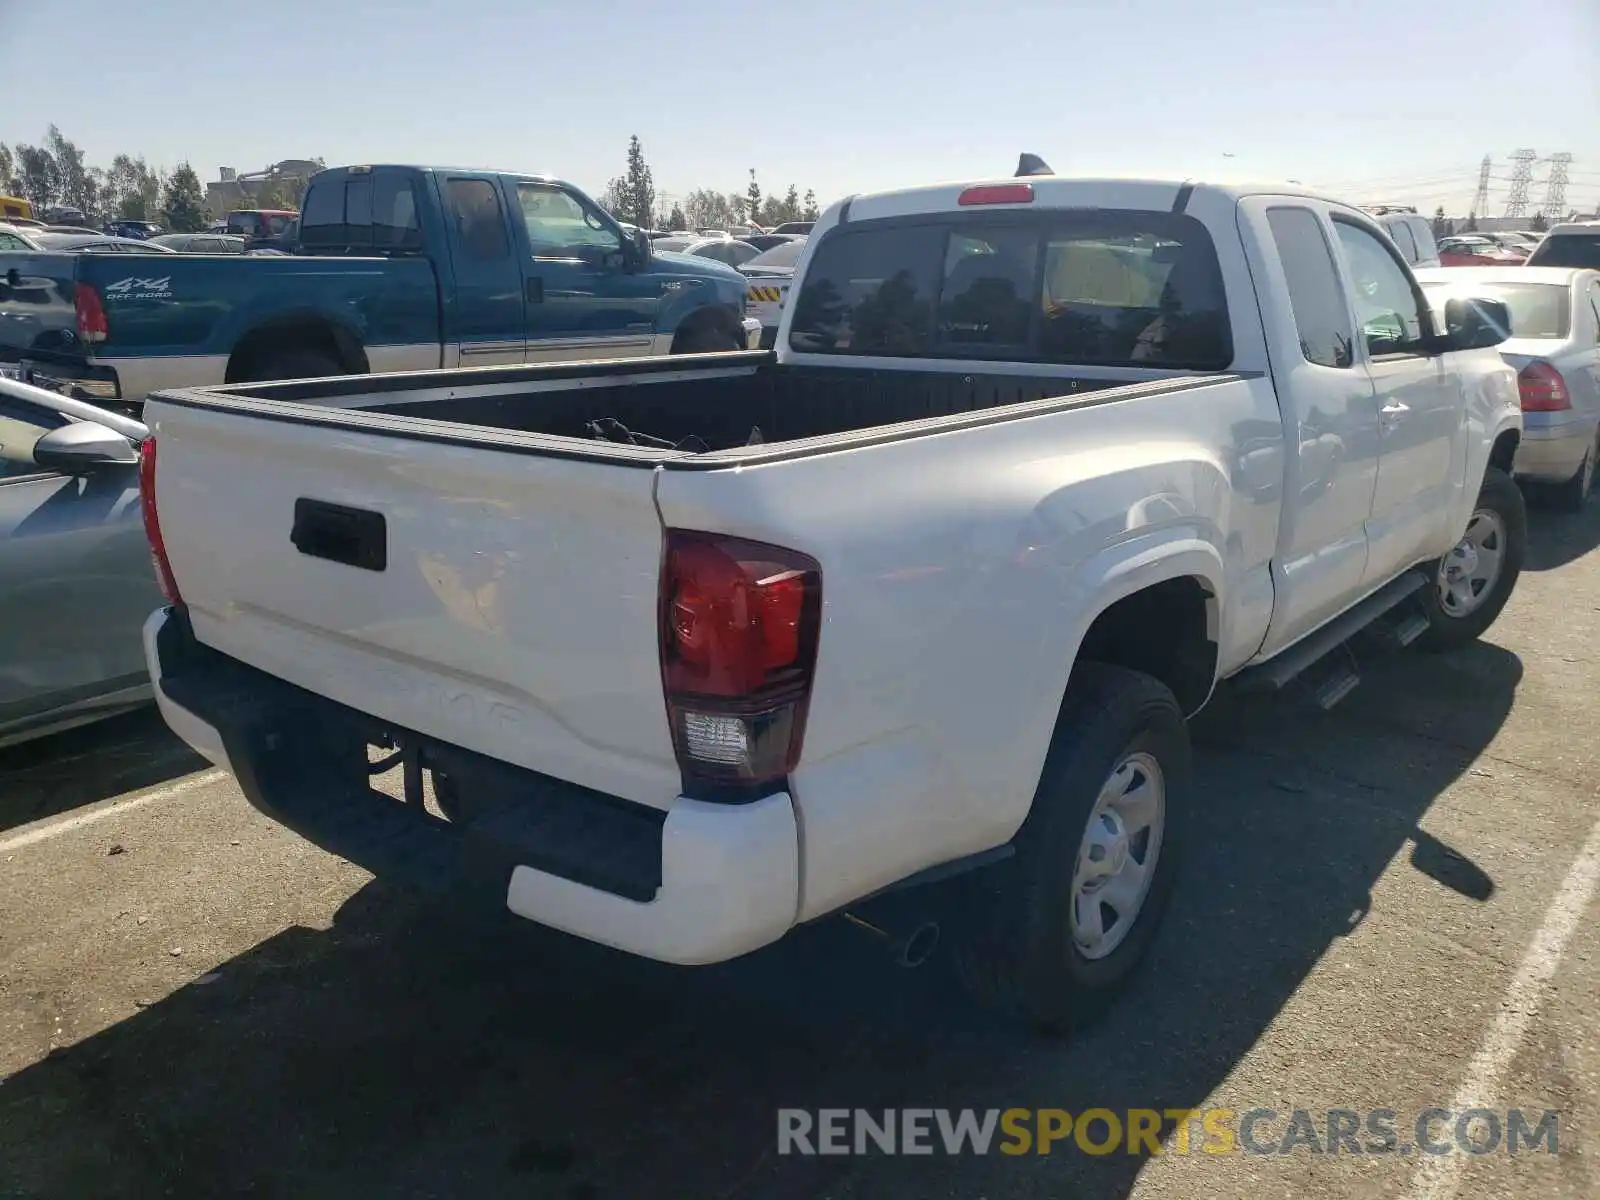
[1069,750,1166,960]
[1435,508,1507,618]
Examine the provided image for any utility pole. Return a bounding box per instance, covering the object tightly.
[1539,153,1573,219]
[1503,149,1537,218]
[1469,155,1492,222]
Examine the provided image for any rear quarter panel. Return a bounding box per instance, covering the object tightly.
[85,255,441,392]
[656,375,1283,919]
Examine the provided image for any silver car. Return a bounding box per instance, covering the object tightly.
[1418,266,1600,509]
[0,378,158,747]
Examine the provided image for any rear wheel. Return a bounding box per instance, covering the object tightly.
[950,663,1190,1033]
[1416,467,1525,652]
[1550,433,1598,513]
[672,321,742,354]
[239,346,345,383]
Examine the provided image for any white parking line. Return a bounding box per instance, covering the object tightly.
[1405,812,1600,1200]
[0,770,226,855]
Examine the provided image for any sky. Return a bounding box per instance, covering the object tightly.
[2,0,1597,218]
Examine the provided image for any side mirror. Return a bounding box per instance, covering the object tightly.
[624,228,652,269]
[1442,296,1511,351]
[32,420,139,472]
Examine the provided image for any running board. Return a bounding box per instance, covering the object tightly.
[1235,570,1429,693]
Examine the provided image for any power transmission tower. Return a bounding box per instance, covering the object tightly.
[1539,153,1573,218]
[1503,149,1537,217]
[1470,155,1492,219]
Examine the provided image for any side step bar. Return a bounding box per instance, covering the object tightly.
[1234,569,1429,694]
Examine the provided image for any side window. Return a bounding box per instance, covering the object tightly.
[372,173,421,250]
[447,179,511,261]
[515,183,619,257]
[0,233,26,250]
[0,397,67,480]
[1333,220,1428,357]
[1387,219,1419,264]
[1266,207,1355,368]
[343,178,373,246]
[938,227,1036,348]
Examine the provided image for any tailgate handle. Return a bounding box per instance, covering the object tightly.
[291,498,387,572]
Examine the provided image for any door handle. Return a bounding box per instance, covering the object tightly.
[1380,402,1410,420]
[525,277,544,304]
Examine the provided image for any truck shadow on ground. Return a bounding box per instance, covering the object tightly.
[0,707,207,835]
[1522,494,1600,572]
[0,642,1522,1200]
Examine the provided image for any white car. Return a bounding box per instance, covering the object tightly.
[738,238,807,348]
[1374,210,1442,269]
[1418,266,1600,508]
[0,222,43,251]
[1526,220,1600,271]
[140,172,1521,1029]
[651,235,762,268]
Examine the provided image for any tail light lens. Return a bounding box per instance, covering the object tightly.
[659,530,821,793]
[957,183,1035,206]
[1518,362,1571,412]
[74,283,107,344]
[138,437,183,604]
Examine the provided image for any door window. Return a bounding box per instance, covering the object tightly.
[1266,207,1355,368]
[446,179,511,261]
[515,183,620,258]
[1332,220,1429,357]
[1386,218,1419,264]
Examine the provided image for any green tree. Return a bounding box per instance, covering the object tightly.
[254,181,291,211]
[0,144,16,194]
[622,135,656,229]
[684,188,736,230]
[745,169,762,227]
[161,162,208,232]
[802,189,820,222]
[45,125,93,214]
[15,144,58,210]
[666,202,687,231]
[599,176,629,217]
[1529,211,1549,232]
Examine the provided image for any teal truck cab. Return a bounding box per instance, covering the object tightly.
[0,164,757,409]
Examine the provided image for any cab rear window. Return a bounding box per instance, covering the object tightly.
[788,210,1232,370]
[1527,234,1600,271]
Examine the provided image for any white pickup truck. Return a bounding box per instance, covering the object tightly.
[138,171,1525,1030]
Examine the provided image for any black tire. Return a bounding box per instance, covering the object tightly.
[950,663,1190,1033]
[672,321,742,355]
[1549,434,1597,513]
[1416,466,1525,652]
[240,346,345,383]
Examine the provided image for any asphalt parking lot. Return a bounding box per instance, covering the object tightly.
[2,503,1598,1200]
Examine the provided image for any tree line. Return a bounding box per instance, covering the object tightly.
[599,135,823,232]
[0,125,318,232]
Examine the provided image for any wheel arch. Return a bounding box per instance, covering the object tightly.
[225,313,369,383]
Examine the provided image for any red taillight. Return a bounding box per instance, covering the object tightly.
[957,183,1035,207]
[659,530,821,791]
[1518,362,1571,412]
[74,282,107,344]
[138,437,183,604]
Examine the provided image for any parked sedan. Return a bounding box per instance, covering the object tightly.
[0,378,159,747]
[652,235,762,268]
[149,233,248,254]
[1437,236,1524,267]
[1417,266,1600,508]
[31,233,176,254]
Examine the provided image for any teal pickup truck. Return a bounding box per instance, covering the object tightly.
[0,164,757,408]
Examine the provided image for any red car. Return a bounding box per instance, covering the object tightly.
[1438,235,1527,267]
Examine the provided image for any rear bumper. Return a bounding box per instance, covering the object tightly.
[142,607,801,965]
[1513,415,1597,482]
[19,358,122,404]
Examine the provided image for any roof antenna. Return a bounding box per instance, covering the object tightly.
[1015,153,1053,178]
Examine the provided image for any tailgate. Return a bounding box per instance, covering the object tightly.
[743,273,792,330]
[147,399,681,808]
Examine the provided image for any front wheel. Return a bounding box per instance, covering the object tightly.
[950,663,1190,1033]
[1416,466,1525,652]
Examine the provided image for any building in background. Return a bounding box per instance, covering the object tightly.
[205,160,321,215]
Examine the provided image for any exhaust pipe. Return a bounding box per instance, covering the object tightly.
[843,911,942,969]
